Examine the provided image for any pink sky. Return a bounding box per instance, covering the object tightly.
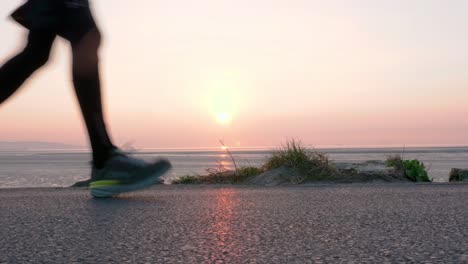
[0,0,467,148]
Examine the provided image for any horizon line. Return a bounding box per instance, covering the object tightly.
[1,141,468,151]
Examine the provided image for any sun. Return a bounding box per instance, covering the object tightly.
[216,112,231,125]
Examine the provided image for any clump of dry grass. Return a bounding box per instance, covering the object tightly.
[172,164,263,184]
[386,154,405,172]
[263,139,336,182]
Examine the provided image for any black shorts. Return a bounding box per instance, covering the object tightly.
[10,0,98,43]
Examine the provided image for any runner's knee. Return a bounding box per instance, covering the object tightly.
[20,44,51,69]
[72,30,101,76]
[74,29,101,53]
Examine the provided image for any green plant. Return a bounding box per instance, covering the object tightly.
[173,176,199,184]
[386,155,430,182]
[402,160,430,182]
[172,166,263,185]
[203,165,262,184]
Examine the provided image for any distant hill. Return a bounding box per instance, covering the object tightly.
[0,141,84,150]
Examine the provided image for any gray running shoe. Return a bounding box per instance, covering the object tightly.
[89,150,172,198]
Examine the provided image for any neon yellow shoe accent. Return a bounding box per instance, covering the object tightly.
[90,180,122,188]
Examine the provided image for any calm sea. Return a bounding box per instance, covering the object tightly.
[0,147,467,188]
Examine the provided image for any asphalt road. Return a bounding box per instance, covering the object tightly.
[0,184,467,263]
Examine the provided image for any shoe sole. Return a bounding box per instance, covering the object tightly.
[90,160,172,198]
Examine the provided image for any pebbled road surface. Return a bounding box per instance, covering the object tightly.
[0,184,467,263]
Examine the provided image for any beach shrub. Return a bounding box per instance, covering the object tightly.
[264,139,311,170]
[449,169,468,182]
[202,165,263,184]
[172,166,263,184]
[174,176,199,184]
[386,155,430,182]
[263,139,336,181]
[403,160,430,182]
[386,155,405,171]
[235,166,263,182]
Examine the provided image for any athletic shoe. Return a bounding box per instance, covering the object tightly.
[89,150,172,198]
[70,178,92,187]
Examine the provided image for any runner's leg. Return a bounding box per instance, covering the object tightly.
[0,31,56,105]
[70,29,116,169]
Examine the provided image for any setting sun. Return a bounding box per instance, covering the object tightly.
[216,112,231,125]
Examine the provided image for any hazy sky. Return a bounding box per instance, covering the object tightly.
[0,0,467,148]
